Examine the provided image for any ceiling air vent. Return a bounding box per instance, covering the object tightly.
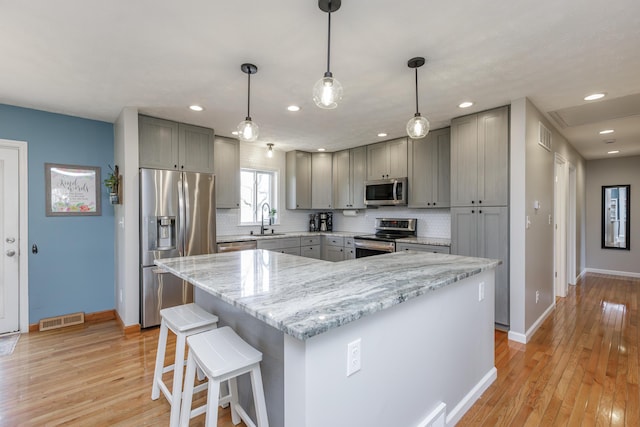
[538,122,552,152]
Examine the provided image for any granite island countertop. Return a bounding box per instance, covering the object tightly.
[217,231,451,247]
[155,250,497,340]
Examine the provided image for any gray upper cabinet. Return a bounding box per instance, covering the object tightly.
[139,115,214,173]
[408,127,450,208]
[333,146,366,209]
[213,136,240,208]
[139,116,179,169]
[450,106,508,207]
[178,123,215,173]
[286,151,312,209]
[366,137,408,180]
[312,152,333,209]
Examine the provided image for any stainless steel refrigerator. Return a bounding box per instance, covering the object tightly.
[139,168,216,328]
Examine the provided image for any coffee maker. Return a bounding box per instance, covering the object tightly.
[326,212,333,231]
[319,213,328,231]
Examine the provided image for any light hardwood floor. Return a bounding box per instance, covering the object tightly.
[1,273,638,426]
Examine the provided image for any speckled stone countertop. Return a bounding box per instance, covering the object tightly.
[217,231,450,247]
[216,231,360,243]
[155,250,496,340]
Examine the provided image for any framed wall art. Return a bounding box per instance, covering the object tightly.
[45,163,101,216]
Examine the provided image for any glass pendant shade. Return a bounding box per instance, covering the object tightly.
[313,74,343,109]
[407,114,430,139]
[237,118,259,142]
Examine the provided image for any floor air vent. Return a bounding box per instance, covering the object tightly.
[39,312,85,331]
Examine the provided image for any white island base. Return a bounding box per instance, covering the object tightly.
[195,269,496,427]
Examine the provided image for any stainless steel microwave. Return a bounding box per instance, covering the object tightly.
[364,178,408,206]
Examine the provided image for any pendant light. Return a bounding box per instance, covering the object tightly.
[313,0,343,109]
[237,63,259,142]
[266,143,274,158]
[406,57,430,139]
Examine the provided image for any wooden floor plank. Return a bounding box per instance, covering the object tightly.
[2,272,639,426]
[459,273,640,427]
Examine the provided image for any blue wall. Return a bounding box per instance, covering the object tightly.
[0,103,114,323]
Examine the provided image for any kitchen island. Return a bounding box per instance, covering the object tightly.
[156,250,499,427]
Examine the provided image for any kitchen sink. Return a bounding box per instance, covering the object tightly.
[249,232,286,237]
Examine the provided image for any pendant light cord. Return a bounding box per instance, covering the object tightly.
[326,6,332,75]
[414,67,420,114]
[246,69,252,120]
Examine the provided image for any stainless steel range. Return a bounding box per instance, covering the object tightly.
[354,218,417,258]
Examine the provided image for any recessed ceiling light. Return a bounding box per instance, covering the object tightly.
[287,105,301,112]
[231,131,239,136]
[599,129,614,135]
[584,93,606,101]
[608,150,620,154]
[189,105,204,112]
[317,148,326,152]
[377,133,387,137]
[458,101,474,108]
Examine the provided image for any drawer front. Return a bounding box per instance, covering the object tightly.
[324,236,345,247]
[278,247,301,256]
[396,242,450,254]
[301,236,321,246]
[257,237,301,251]
[300,245,321,259]
[344,237,354,248]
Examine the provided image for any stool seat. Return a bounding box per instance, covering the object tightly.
[152,303,219,427]
[161,303,220,333]
[188,326,262,378]
[180,327,269,427]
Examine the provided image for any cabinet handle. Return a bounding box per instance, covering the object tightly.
[471,210,475,214]
[174,164,178,168]
[479,210,483,214]
[433,202,436,206]
[427,203,431,206]
[479,200,482,204]
[471,200,475,204]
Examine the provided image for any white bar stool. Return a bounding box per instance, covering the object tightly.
[179,326,269,427]
[152,303,219,427]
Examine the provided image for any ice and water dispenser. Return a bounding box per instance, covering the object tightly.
[147,216,176,251]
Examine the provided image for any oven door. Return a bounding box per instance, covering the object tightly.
[354,238,395,258]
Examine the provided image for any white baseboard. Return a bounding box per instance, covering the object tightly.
[507,302,555,344]
[585,268,640,279]
[577,269,587,282]
[445,367,497,426]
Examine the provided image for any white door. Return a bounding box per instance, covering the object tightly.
[554,154,568,298]
[0,146,20,333]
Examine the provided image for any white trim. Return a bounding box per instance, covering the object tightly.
[577,269,587,281]
[508,330,527,344]
[0,139,29,333]
[508,302,555,344]
[445,367,497,426]
[416,402,446,427]
[584,268,640,279]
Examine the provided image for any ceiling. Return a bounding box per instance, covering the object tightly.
[1,0,639,160]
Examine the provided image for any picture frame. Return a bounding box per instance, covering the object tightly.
[45,163,101,216]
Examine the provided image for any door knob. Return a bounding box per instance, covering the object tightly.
[6,249,16,257]
[6,237,15,243]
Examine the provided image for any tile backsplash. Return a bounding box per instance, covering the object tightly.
[217,207,451,239]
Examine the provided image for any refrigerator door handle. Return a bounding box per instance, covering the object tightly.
[177,174,186,256]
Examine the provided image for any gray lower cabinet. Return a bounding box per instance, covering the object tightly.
[366,137,408,180]
[451,206,509,326]
[311,152,333,209]
[300,236,321,259]
[286,151,312,209]
[333,147,366,209]
[344,237,355,260]
[395,242,450,254]
[213,136,240,208]
[139,115,215,173]
[450,106,508,207]
[256,237,301,255]
[322,236,345,262]
[408,128,450,208]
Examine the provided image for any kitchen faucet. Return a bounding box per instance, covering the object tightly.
[260,202,271,235]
